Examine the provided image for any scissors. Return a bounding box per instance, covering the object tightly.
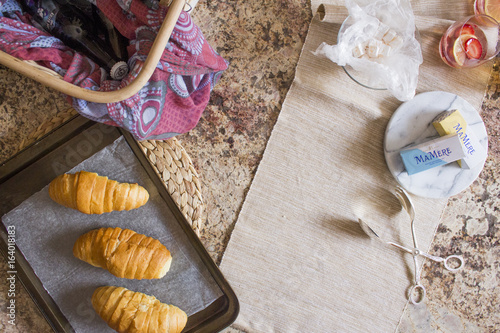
[386,240,464,304]
[358,187,464,305]
[393,186,464,304]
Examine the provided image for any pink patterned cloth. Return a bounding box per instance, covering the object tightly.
[0,0,228,140]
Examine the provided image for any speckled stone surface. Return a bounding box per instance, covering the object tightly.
[0,1,499,332]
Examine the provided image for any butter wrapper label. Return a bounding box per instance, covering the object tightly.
[433,109,487,169]
[400,134,465,175]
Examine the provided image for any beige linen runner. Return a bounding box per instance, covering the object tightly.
[220,1,490,332]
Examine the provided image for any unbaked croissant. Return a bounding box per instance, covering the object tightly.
[48,171,149,214]
[92,286,187,333]
[73,227,172,279]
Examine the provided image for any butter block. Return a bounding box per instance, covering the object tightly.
[400,134,465,175]
[367,39,383,58]
[352,43,366,58]
[388,34,403,49]
[432,109,487,169]
[382,29,398,44]
[374,23,390,40]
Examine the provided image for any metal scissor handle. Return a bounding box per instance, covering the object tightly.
[407,254,463,305]
[409,283,426,305]
[388,242,464,272]
[419,253,464,272]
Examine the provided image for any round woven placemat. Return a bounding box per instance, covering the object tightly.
[17,108,204,236]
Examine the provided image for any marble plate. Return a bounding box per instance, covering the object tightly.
[384,91,488,198]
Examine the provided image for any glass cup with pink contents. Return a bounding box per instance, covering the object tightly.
[439,14,500,68]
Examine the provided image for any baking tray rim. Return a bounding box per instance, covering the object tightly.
[0,116,239,332]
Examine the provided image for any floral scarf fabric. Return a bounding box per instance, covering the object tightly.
[0,0,228,140]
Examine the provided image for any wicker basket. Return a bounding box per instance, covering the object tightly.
[0,0,189,103]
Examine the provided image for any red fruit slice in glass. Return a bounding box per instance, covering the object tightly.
[461,24,475,36]
[464,37,483,59]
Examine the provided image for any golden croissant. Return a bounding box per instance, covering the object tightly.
[92,286,187,333]
[73,227,172,279]
[48,171,149,214]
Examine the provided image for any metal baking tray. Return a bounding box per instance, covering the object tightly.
[0,115,238,332]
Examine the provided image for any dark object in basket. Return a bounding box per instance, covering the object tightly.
[20,0,128,79]
[141,0,159,10]
[95,8,129,61]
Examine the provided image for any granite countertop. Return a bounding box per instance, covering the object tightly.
[1,1,499,332]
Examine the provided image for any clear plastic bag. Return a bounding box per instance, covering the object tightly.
[314,0,423,101]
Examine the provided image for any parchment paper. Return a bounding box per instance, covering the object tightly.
[2,137,222,332]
